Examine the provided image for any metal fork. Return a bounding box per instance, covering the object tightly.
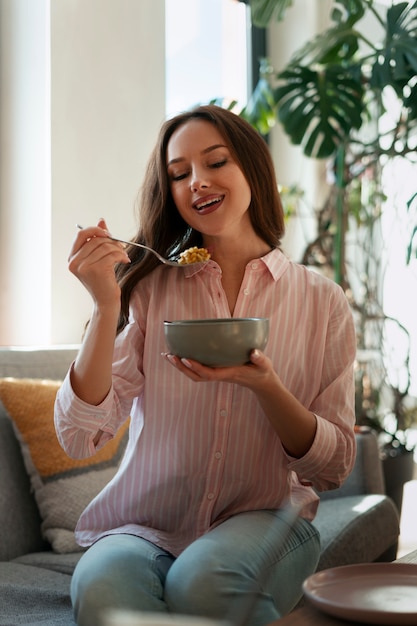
[76,224,184,267]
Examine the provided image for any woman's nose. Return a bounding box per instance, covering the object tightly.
[190,168,209,192]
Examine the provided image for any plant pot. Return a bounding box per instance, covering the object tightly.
[382,446,415,515]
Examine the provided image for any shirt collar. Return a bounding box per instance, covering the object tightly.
[260,248,290,281]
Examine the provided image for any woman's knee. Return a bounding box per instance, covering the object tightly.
[164,544,237,618]
[71,535,173,625]
[164,513,320,622]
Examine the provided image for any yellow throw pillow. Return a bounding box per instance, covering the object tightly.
[0,378,128,553]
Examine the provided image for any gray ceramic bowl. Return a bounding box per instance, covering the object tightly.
[164,318,269,367]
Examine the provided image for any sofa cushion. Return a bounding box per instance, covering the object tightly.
[13,551,82,576]
[0,378,128,554]
[0,562,75,625]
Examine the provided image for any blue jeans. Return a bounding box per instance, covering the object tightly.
[71,510,320,626]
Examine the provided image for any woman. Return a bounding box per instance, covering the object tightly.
[55,105,356,626]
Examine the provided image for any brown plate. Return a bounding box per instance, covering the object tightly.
[303,563,417,625]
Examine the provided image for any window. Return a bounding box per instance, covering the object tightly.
[165,0,252,117]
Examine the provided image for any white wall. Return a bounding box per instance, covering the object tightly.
[265,1,356,266]
[0,0,166,345]
[268,0,332,261]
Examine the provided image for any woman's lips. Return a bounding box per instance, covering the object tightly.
[192,195,224,215]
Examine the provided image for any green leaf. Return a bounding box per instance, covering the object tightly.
[288,0,367,68]
[331,0,366,27]
[406,193,417,263]
[208,98,239,111]
[274,64,364,158]
[241,76,277,135]
[248,0,294,27]
[407,191,417,212]
[247,0,365,29]
[406,225,417,263]
[289,23,361,67]
[370,1,417,92]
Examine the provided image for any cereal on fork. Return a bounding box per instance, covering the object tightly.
[178,246,211,265]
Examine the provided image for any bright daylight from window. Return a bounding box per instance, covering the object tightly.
[165,0,249,118]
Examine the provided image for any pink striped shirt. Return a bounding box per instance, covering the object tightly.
[55,249,356,556]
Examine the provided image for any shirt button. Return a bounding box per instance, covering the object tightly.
[243,288,250,295]
[207,493,215,500]
[220,409,227,417]
[251,263,258,269]
[214,451,222,460]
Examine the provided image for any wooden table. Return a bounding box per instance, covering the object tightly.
[270,549,417,626]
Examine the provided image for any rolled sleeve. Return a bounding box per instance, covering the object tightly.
[288,414,356,491]
[54,365,127,459]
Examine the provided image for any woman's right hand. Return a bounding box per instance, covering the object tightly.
[68,219,131,408]
[68,218,131,309]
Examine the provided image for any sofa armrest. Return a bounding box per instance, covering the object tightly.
[312,428,400,572]
[320,428,385,501]
[314,494,399,571]
[0,406,47,560]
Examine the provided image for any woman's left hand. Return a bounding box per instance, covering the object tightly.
[162,349,277,392]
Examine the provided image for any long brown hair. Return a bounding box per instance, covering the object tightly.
[115,104,285,332]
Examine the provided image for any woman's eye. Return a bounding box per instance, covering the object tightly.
[171,172,189,181]
[210,159,227,169]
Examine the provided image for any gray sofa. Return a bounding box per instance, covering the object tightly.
[0,346,400,625]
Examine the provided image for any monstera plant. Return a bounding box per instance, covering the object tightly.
[237,0,417,510]
[241,0,417,298]
[240,0,417,276]
[243,0,417,153]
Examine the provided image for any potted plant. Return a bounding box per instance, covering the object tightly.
[235,0,417,511]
